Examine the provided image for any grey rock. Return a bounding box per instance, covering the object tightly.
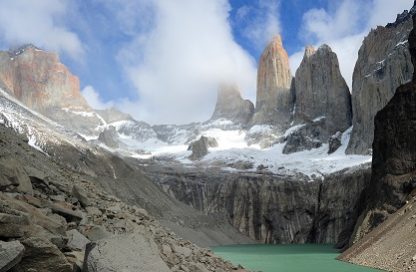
[294,45,351,135]
[66,229,90,251]
[0,158,33,195]
[95,107,132,124]
[0,240,24,272]
[81,225,111,242]
[97,126,119,149]
[252,35,294,128]
[328,131,342,154]
[12,237,72,272]
[347,15,414,154]
[83,233,170,272]
[72,185,91,207]
[188,136,218,160]
[210,83,254,125]
[283,118,327,154]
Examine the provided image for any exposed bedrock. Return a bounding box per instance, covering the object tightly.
[252,36,294,128]
[294,45,352,135]
[347,8,414,154]
[145,164,371,247]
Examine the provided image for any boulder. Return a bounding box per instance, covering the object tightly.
[72,185,91,207]
[81,225,111,242]
[210,84,254,125]
[0,240,24,272]
[328,131,342,154]
[83,233,170,272]
[294,45,351,135]
[188,136,218,160]
[66,229,90,251]
[283,118,327,154]
[252,35,294,127]
[0,159,33,195]
[12,237,73,272]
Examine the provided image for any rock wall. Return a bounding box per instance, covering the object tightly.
[146,164,371,247]
[347,9,414,154]
[294,45,351,135]
[252,36,293,128]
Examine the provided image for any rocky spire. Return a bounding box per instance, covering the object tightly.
[210,83,254,125]
[252,35,293,128]
[294,44,352,135]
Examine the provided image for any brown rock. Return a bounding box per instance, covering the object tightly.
[252,35,294,127]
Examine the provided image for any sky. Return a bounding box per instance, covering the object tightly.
[0,0,413,124]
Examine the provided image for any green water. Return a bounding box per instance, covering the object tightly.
[213,244,383,272]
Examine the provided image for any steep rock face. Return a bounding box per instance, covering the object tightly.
[294,45,351,135]
[146,164,371,247]
[0,45,103,134]
[347,8,415,154]
[340,14,416,272]
[252,36,293,128]
[210,84,254,125]
[0,45,89,111]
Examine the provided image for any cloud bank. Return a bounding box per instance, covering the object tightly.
[0,0,83,59]
[114,0,258,124]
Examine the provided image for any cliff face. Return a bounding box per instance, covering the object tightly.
[294,45,352,135]
[252,36,293,128]
[347,10,414,154]
[146,164,371,247]
[210,84,254,125]
[0,45,89,111]
[0,45,105,134]
[340,15,416,272]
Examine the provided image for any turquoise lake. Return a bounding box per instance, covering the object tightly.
[212,244,383,272]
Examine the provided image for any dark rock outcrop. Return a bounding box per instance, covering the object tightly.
[146,163,371,247]
[210,84,254,125]
[282,118,326,154]
[188,136,218,160]
[347,8,415,154]
[294,45,351,135]
[328,131,342,154]
[252,36,293,128]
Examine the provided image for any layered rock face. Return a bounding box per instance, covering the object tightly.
[0,45,89,111]
[294,45,352,135]
[210,84,254,125]
[146,164,371,247]
[252,36,293,128]
[347,8,415,154]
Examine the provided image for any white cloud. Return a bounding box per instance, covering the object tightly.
[290,0,414,88]
[113,0,257,124]
[81,86,113,110]
[234,0,281,50]
[0,0,83,59]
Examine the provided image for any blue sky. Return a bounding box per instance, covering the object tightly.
[0,0,413,124]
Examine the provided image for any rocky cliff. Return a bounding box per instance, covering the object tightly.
[0,45,104,134]
[210,84,254,125]
[294,45,351,135]
[252,36,293,128]
[339,15,416,272]
[145,163,371,248]
[347,6,415,154]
